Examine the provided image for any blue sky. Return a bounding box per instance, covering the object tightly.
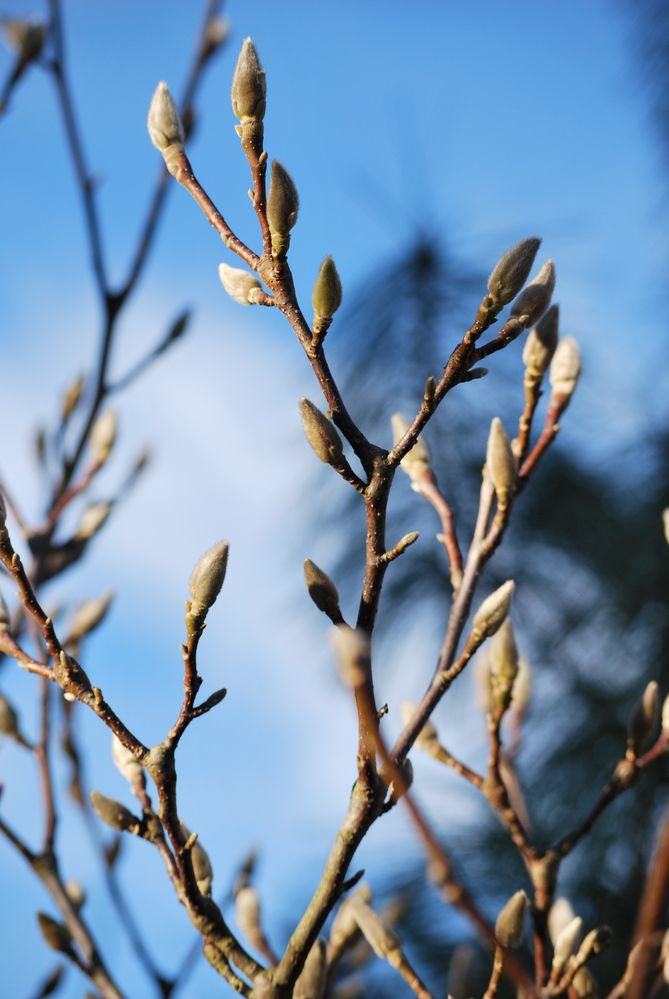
[1,1,667,996]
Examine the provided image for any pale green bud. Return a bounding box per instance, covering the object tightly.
[549,336,581,397]
[510,260,555,328]
[486,418,516,506]
[487,238,541,308]
[303,559,341,622]
[90,410,117,464]
[471,580,514,643]
[628,681,659,755]
[68,590,114,641]
[90,790,140,833]
[488,618,519,712]
[312,256,343,320]
[147,81,184,152]
[495,890,527,949]
[218,262,264,305]
[523,304,559,377]
[267,161,299,256]
[299,398,345,466]
[188,541,229,614]
[231,38,266,122]
[294,939,327,999]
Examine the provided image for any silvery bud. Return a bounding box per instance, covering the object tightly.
[76,502,112,540]
[147,82,184,152]
[549,337,581,397]
[401,701,438,751]
[0,694,19,737]
[572,967,598,999]
[552,916,583,971]
[523,305,559,377]
[188,541,229,616]
[303,559,341,622]
[549,897,576,942]
[299,398,345,466]
[111,735,143,785]
[486,418,516,506]
[68,590,114,641]
[628,681,659,755]
[231,38,266,122]
[202,17,230,56]
[236,885,262,939]
[494,890,527,949]
[487,238,541,308]
[351,900,400,959]
[488,619,519,713]
[471,581,514,643]
[330,626,370,689]
[267,161,299,257]
[90,410,117,464]
[218,262,264,306]
[294,939,327,999]
[391,413,430,479]
[312,257,343,320]
[329,884,372,957]
[510,260,555,328]
[90,790,140,833]
[37,913,72,954]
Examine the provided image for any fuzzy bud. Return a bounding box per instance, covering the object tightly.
[76,502,112,540]
[236,886,262,939]
[401,701,438,751]
[267,161,299,257]
[218,262,264,306]
[294,939,327,999]
[510,260,555,328]
[628,681,659,755]
[488,619,519,713]
[37,913,72,954]
[549,897,577,942]
[0,694,19,737]
[495,890,527,949]
[111,735,143,785]
[552,916,583,972]
[68,590,113,641]
[231,38,266,122]
[147,82,184,152]
[330,626,370,689]
[90,790,140,833]
[181,824,213,896]
[303,559,341,622]
[312,257,343,320]
[576,926,612,963]
[572,967,598,999]
[391,413,430,479]
[549,337,581,397]
[486,418,516,506]
[487,238,541,308]
[471,581,514,643]
[351,900,400,959]
[512,655,532,714]
[90,410,117,464]
[299,398,345,466]
[188,541,229,616]
[329,884,372,958]
[523,305,559,378]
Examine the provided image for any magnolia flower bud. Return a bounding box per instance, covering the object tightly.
[488,619,519,713]
[90,410,117,464]
[329,884,372,957]
[487,238,541,308]
[61,375,85,423]
[90,790,140,833]
[236,886,262,939]
[549,337,581,397]
[351,900,401,959]
[572,967,598,999]
[662,693,669,732]
[510,260,555,327]
[312,257,343,320]
[218,262,264,305]
[0,694,19,737]
[112,735,143,785]
[495,890,527,949]
[303,559,341,622]
[65,879,86,911]
[37,913,72,954]
[147,81,184,152]
[523,304,559,378]
[401,701,438,751]
[181,824,213,896]
[628,681,659,755]
[391,413,430,478]
[548,897,576,942]
[576,926,612,963]
[486,418,515,506]
[76,502,112,540]
[231,38,266,122]
[471,581,514,643]
[552,916,583,971]
[294,939,327,999]
[330,626,370,688]
[68,590,114,641]
[299,398,345,466]
[188,541,229,615]
[512,655,532,713]
[202,17,230,56]
[267,161,299,256]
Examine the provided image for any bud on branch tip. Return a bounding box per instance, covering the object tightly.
[188,541,230,615]
[147,81,184,152]
[487,238,541,308]
[231,38,266,123]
